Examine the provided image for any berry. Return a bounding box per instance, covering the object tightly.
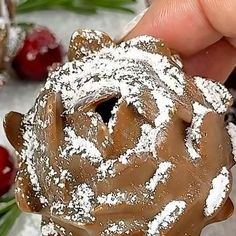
[12,25,63,81]
[0,146,15,196]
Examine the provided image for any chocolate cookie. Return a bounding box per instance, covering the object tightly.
[4,29,236,236]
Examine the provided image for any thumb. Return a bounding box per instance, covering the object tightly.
[122,0,236,82]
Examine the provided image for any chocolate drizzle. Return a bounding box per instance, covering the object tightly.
[4,30,236,236]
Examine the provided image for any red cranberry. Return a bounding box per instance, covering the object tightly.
[0,145,15,196]
[12,25,63,81]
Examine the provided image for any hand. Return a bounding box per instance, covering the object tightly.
[124,0,236,83]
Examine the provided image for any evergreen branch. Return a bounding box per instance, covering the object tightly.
[16,0,136,14]
[0,198,16,215]
[0,203,21,236]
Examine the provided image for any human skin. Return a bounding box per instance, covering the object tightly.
[124,0,236,83]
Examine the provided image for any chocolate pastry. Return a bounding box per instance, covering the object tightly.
[4,29,236,236]
[0,0,24,81]
[0,0,15,69]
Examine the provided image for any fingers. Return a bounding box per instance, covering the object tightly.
[183,39,236,82]
[124,0,221,56]
[201,0,236,44]
[124,0,236,54]
[123,0,236,82]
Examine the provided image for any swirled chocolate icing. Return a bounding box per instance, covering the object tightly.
[4,29,236,236]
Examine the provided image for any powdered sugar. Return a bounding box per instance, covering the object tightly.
[135,124,158,155]
[146,162,174,192]
[152,88,174,128]
[194,77,232,113]
[97,159,117,180]
[61,126,103,164]
[102,220,143,236]
[67,184,96,223]
[107,98,123,134]
[186,102,210,160]
[204,167,230,217]
[147,201,186,235]
[41,222,59,236]
[70,29,114,60]
[101,221,126,235]
[50,183,96,224]
[97,191,137,206]
[227,122,236,162]
[6,25,25,59]
[20,110,48,205]
[118,148,134,165]
[41,219,66,236]
[45,36,185,114]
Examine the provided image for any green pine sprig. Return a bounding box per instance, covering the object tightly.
[16,0,137,14]
[0,197,21,236]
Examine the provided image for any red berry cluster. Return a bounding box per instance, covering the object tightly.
[0,146,15,197]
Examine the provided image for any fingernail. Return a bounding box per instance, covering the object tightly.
[145,0,153,7]
[116,8,149,42]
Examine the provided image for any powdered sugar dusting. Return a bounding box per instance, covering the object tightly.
[152,88,174,128]
[135,124,158,156]
[102,221,126,235]
[97,159,117,180]
[20,110,48,205]
[49,183,96,224]
[147,201,186,235]
[67,184,96,222]
[186,102,210,160]
[45,36,185,114]
[41,222,59,236]
[116,87,175,164]
[7,25,25,59]
[108,98,123,134]
[41,219,67,236]
[227,122,236,162]
[204,167,230,217]
[146,162,174,192]
[97,191,137,206]
[102,221,143,236]
[70,29,114,60]
[194,77,232,113]
[60,126,103,164]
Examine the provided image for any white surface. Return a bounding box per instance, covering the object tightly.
[0,1,235,235]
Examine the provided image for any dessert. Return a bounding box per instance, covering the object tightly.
[0,0,14,70]
[0,0,19,68]
[4,29,236,236]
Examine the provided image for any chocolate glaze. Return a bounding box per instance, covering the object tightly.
[4,30,236,236]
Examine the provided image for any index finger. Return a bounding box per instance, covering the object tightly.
[123,0,236,82]
[124,0,236,56]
